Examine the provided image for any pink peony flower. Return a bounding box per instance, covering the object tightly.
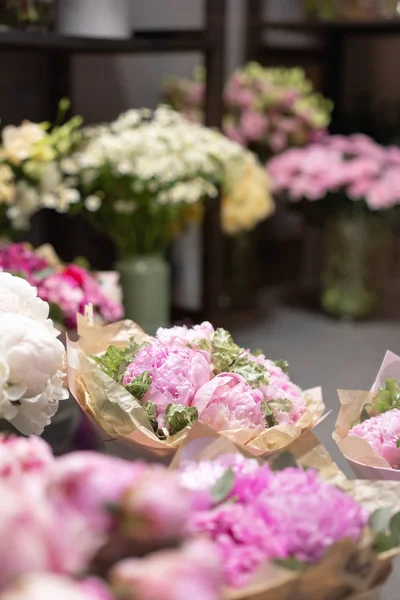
[49,451,147,533]
[184,458,368,587]
[247,354,306,425]
[0,575,110,600]
[192,373,265,431]
[123,342,211,420]
[79,578,115,600]
[110,539,223,600]
[348,408,400,468]
[156,321,214,348]
[120,468,194,543]
[0,435,54,482]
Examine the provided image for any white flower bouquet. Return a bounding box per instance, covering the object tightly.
[0,273,68,435]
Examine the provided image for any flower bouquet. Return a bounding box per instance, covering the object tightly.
[164,63,332,162]
[268,134,400,318]
[60,105,273,331]
[0,100,82,235]
[0,242,123,330]
[68,315,325,461]
[334,350,400,480]
[0,434,222,600]
[0,272,68,435]
[169,426,400,600]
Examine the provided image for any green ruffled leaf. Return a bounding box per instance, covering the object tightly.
[251,349,263,357]
[374,378,400,414]
[275,359,290,374]
[92,338,148,383]
[274,558,305,572]
[261,399,279,428]
[269,398,292,414]
[125,371,152,402]
[210,328,241,373]
[360,407,371,423]
[373,532,397,553]
[192,337,211,352]
[369,507,392,534]
[142,401,158,432]
[211,467,235,504]
[230,355,268,388]
[164,404,199,436]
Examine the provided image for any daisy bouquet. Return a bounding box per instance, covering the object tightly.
[0,434,222,600]
[0,100,83,234]
[0,243,123,330]
[334,351,400,480]
[170,428,400,600]
[62,105,273,253]
[163,63,332,162]
[68,315,324,461]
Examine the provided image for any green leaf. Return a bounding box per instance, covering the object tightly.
[389,512,400,545]
[34,267,56,281]
[397,439,400,449]
[164,404,199,436]
[210,328,241,373]
[230,355,268,388]
[92,345,126,382]
[360,407,371,423]
[125,371,152,402]
[211,467,235,504]
[73,256,91,270]
[261,399,279,428]
[274,558,305,572]
[272,452,298,472]
[142,401,158,432]
[192,337,211,352]
[374,378,400,415]
[269,398,292,414]
[275,359,290,374]
[48,302,66,327]
[252,349,263,357]
[369,507,392,534]
[373,532,397,553]
[386,378,398,395]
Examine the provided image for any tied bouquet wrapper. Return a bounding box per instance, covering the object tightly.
[67,313,326,462]
[170,423,400,600]
[334,350,400,480]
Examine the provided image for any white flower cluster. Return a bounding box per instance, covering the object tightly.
[0,273,68,435]
[67,105,260,212]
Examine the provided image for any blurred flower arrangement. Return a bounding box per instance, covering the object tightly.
[63,104,273,252]
[163,63,332,162]
[268,134,400,318]
[0,435,222,600]
[0,273,68,435]
[69,318,324,458]
[0,99,82,235]
[0,243,123,329]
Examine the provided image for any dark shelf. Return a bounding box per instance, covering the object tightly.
[0,29,208,53]
[257,19,400,35]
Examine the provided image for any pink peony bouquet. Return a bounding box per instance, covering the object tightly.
[0,243,123,329]
[0,435,222,600]
[268,134,400,212]
[334,351,400,479]
[163,63,332,161]
[68,316,324,460]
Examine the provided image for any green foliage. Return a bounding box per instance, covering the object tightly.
[211,467,235,504]
[274,557,305,572]
[369,507,400,553]
[261,399,279,428]
[164,404,199,436]
[275,359,289,374]
[142,401,158,432]
[231,355,268,388]
[48,302,66,327]
[269,398,292,414]
[92,338,147,383]
[374,379,400,414]
[125,372,152,402]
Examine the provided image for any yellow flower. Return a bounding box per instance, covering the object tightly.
[221,160,275,235]
[2,121,46,165]
[0,164,15,205]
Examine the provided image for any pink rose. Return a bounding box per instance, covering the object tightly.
[0,435,54,482]
[156,322,214,348]
[192,373,264,431]
[123,342,211,418]
[119,468,194,543]
[110,539,223,600]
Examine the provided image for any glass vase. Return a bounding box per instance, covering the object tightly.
[321,213,384,319]
[116,253,170,335]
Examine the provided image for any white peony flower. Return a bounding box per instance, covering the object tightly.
[0,575,93,600]
[0,313,68,436]
[0,273,58,336]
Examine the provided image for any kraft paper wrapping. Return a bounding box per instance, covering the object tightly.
[67,315,326,461]
[170,425,400,600]
[334,351,400,480]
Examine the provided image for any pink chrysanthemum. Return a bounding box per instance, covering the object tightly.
[123,342,211,422]
[348,408,400,468]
